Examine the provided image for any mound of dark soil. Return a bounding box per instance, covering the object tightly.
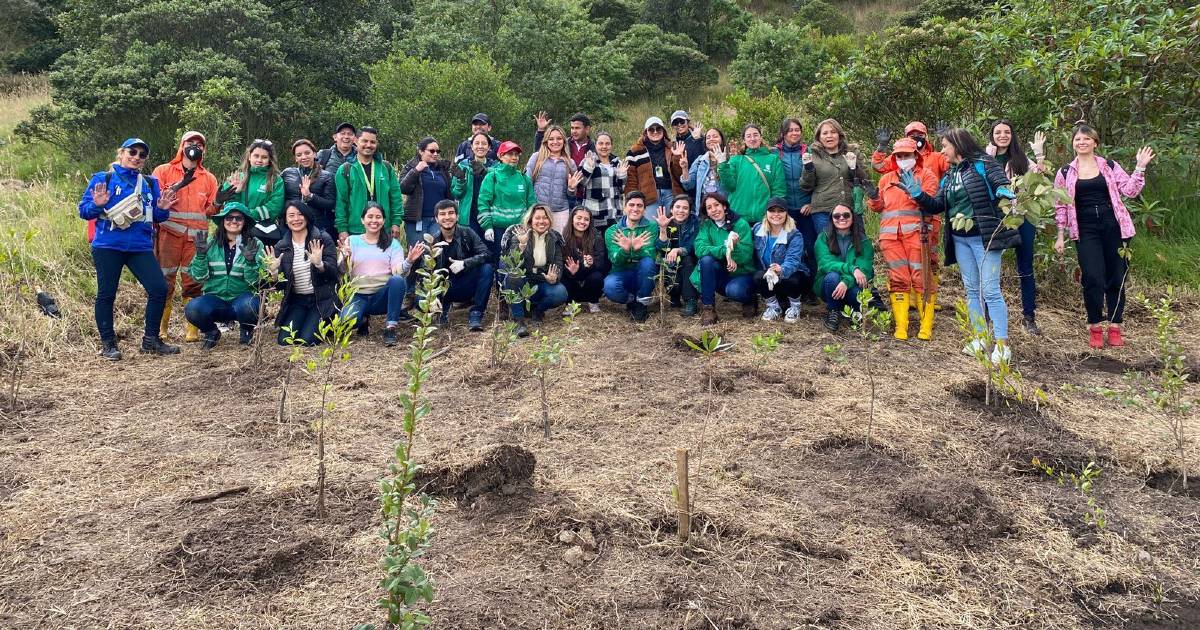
[416,443,536,500]
[895,476,1015,545]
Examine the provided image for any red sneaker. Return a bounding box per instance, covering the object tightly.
[1107,325,1124,347]
[1089,325,1105,349]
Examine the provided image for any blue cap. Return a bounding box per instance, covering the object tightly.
[120,137,150,152]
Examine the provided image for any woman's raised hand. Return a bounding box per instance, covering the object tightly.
[307,240,324,266]
[91,183,110,206]
[1135,146,1155,170]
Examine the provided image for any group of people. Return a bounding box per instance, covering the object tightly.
[78,109,1155,362]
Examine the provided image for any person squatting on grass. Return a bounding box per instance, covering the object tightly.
[691,191,756,326]
[184,202,264,350]
[603,191,659,323]
[500,204,570,337]
[753,197,809,324]
[813,204,874,332]
[337,202,425,347]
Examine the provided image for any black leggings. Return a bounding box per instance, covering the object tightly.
[667,254,698,302]
[564,268,606,304]
[754,269,805,301]
[1075,206,1128,324]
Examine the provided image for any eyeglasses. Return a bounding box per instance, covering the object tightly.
[126,148,147,158]
[832,212,853,220]
[224,215,246,222]
[648,127,665,133]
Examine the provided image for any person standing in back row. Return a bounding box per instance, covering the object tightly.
[454,113,501,163]
[669,110,706,169]
[399,136,454,248]
[800,119,871,238]
[625,117,684,221]
[317,122,357,175]
[335,126,403,243]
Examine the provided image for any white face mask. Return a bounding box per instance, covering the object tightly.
[896,157,917,171]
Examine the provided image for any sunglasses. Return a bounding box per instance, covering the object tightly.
[426,148,440,154]
[671,120,688,126]
[125,148,147,158]
[224,215,246,222]
[648,126,665,133]
[832,212,853,220]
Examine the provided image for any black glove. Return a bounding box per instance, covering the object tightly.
[448,161,465,180]
[241,237,259,260]
[215,186,237,204]
[863,181,879,200]
[193,231,210,256]
[874,128,891,153]
[172,168,196,192]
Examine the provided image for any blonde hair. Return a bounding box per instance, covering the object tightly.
[529,126,575,182]
[522,203,554,229]
[1072,124,1101,146]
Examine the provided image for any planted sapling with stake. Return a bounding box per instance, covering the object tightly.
[276,325,302,424]
[845,287,891,447]
[529,301,582,438]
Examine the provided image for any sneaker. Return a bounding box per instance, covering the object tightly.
[962,339,987,357]
[682,299,698,317]
[201,329,221,351]
[1106,325,1124,347]
[586,302,601,314]
[631,302,650,323]
[468,310,484,332]
[823,310,840,332]
[1088,325,1104,349]
[1022,313,1042,336]
[761,304,781,322]
[140,335,181,355]
[100,339,122,361]
[991,344,1012,366]
[784,305,801,323]
[396,310,415,323]
[382,326,399,347]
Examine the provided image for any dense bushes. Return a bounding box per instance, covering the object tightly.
[730,22,850,98]
[793,0,855,36]
[611,25,718,99]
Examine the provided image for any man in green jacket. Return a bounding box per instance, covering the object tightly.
[603,192,659,322]
[715,124,787,224]
[335,126,403,243]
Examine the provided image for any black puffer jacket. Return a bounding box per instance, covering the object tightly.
[274,227,340,323]
[282,166,336,235]
[398,158,453,223]
[500,226,566,285]
[914,155,1020,267]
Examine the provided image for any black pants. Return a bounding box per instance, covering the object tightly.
[1075,205,1128,324]
[754,269,805,301]
[92,247,168,343]
[667,254,698,302]
[564,268,605,304]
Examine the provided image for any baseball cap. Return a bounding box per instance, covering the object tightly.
[497,140,522,155]
[644,116,665,130]
[670,110,690,124]
[334,121,357,134]
[765,197,789,212]
[471,113,491,125]
[120,137,149,152]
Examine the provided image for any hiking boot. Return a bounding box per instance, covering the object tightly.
[1088,325,1104,349]
[681,299,698,317]
[514,319,530,338]
[200,329,221,351]
[1106,325,1124,347]
[100,339,122,361]
[741,298,758,319]
[700,305,717,326]
[396,310,415,323]
[586,302,601,313]
[630,302,650,323]
[239,325,254,345]
[1022,313,1042,336]
[761,303,781,322]
[823,310,840,332]
[382,325,399,347]
[356,319,370,337]
[140,335,181,355]
[468,310,484,332]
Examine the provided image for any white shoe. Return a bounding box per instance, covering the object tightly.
[784,305,801,323]
[587,302,601,313]
[761,305,781,321]
[962,339,986,357]
[991,344,1012,366]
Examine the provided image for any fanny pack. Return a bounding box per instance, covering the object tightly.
[104,174,147,230]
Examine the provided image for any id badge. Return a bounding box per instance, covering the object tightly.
[415,220,423,231]
[654,165,664,178]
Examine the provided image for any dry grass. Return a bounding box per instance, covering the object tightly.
[1,279,1198,628]
[0,74,48,134]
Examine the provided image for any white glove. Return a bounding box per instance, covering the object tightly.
[802,152,813,165]
[986,143,997,157]
[724,232,736,250]
[845,152,857,170]
[484,229,494,242]
[764,269,779,290]
[449,259,465,274]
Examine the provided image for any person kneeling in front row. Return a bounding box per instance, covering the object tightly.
[338,202,426,346]
[501,204,570,337]
[185,202,265,350]
[691,191,756,325]
[814,205,874,332]
[603,192,659,322]
[417,199,494,331]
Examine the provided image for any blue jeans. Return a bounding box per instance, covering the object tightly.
[441,262,494,314]
[697,255,755,306]
[810,211,831,239]
[954,234,1008,340]
[1016,219,1037,317]
[644,188,674,222]
[821,271,861,312]
[185,292,260,334]
[92,247,168,342]
[341,275,408,327]
[603,256,658,304]
[509,281,569,318]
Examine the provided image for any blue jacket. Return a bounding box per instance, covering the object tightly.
[775,143,813,211]
[752,222,807,279]
[681,154,727,214]
[655,214,699,255]
[79,165,166,252]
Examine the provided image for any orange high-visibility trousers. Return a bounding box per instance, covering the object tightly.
[155,228,202,301]
[879,224,940,294]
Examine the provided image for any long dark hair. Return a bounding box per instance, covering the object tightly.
[824,206,866,257]
[942,128,986,163]
[361,201,391,251]
[990,120,1030,176]
[777,118,804,146]
[563,206,596,257]
[700,191,739,225]
[214,209,250,248]
[283,202,317,242]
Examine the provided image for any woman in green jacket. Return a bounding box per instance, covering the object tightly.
[217,140,285,245]
[449,132,499,239]
[814,204,874,332]
[799,119,870,238]
[691,191,756,325]
[715,124,787,224]
[184,202,265,349]
[478,140,537,261]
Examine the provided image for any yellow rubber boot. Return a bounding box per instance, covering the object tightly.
[918,292,937,340]
[160,301,173,339]
[890,292,909,340]
[910,289,924,319]
[182,298,201,342]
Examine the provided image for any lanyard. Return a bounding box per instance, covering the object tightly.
[358,160,376,200]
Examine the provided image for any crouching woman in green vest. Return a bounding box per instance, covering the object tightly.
[185,202,266,350]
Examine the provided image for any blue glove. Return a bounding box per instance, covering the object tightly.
[996,186,1016,200]
[900,170,923,198]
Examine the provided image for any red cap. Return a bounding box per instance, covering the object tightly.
[904,121,929,136]
[891,138,919,155]
[497,140,522,156]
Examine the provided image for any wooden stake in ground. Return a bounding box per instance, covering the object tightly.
[676,447,690,542]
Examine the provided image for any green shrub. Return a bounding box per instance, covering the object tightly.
[611,24,718,99]
[697,88,807,142]
[730,22,835,97]
[793,0,854,35]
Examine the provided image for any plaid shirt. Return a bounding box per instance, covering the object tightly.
[580,155,626,230]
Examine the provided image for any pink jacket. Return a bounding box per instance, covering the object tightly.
[1054,155,1143,241]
